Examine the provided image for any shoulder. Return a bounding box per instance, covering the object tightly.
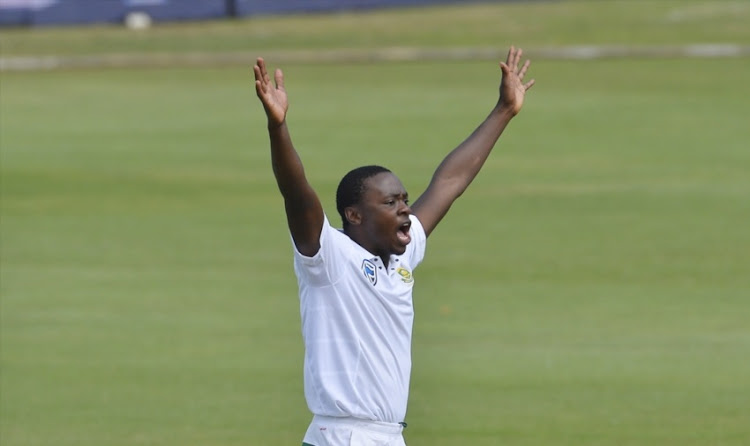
[409,214,426,245]
[404,214,427,267]
[294,214,357,261]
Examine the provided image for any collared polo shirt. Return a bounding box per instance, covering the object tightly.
[292,213,426,423]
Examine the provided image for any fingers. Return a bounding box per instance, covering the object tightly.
[505,45,515,70]
[518,59,531,80]
[255,57,273,87]
[258,57,269,82]
[253,58,267,93]
[501,47,532,80]
[504,46,523,71]
[524,79,536,91]
[255,57,266,81]
[255,57,285,88]
[253,65,263,87]
[274,68,285,90]
[254,57,285,97]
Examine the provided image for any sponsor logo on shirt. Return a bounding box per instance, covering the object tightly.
[396,267,413,283]
[362,259,377,286]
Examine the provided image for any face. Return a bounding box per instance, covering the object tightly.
[348,172,412,256]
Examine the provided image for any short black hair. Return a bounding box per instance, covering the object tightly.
[336,165,391,228]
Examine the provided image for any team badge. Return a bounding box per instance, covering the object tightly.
[362,259,378,286]
[396,267,413,283]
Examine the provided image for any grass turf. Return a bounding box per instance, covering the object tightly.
[2,57,749,445]
[2,2,750,445]
[1,0,749,56]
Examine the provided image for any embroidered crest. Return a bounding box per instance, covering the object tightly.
[396,267,413,283]
[362,259,378,286]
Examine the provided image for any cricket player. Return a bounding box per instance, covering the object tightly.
[253,46,534,446]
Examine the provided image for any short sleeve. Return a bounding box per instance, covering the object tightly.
[292,214,339,287]
[404,214,427,269]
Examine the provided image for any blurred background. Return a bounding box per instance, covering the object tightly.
[1,1,749,445]
[2,0,481,27]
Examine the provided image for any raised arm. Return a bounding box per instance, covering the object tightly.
[411,46,535,237]
[254,58,324,256]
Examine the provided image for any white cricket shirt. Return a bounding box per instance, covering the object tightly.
[292,214,426,423]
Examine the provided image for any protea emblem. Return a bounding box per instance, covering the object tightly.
[396,267,413,283]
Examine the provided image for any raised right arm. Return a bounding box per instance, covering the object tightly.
[254,58,324,257]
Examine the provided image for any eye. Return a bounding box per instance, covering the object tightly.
[385,200,395,205]
[404,199,410,205]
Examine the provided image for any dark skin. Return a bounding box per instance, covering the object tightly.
[254,47,534,268]
[344,172,412,260]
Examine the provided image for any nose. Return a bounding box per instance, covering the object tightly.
[398,200,411,215]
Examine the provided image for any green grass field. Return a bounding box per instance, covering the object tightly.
[2,1,750,445]
[1,0,749,55]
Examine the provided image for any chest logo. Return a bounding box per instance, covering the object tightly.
[396,267,413,283]
[362,259,378,286]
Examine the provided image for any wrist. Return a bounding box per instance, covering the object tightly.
[493,103,517,119]
[267,118,286,130]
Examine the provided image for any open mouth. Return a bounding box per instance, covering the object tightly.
[396,220,412,245]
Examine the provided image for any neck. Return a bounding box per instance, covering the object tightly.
[344,227,390,268]
[379,255,390,269]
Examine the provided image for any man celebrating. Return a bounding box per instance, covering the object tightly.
[253,46,534,446]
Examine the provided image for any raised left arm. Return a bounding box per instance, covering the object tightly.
[411,46,535,237]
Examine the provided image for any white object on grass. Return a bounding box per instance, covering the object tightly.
[124,12,152,30]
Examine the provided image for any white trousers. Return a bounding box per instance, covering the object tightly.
[302,415,407,446]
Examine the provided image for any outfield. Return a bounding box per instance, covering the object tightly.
[2,1,749,445]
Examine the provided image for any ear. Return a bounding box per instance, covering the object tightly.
[344,206,362,226]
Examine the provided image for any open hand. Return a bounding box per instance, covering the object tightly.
[498,46,535,116]
[254,57,288,126]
